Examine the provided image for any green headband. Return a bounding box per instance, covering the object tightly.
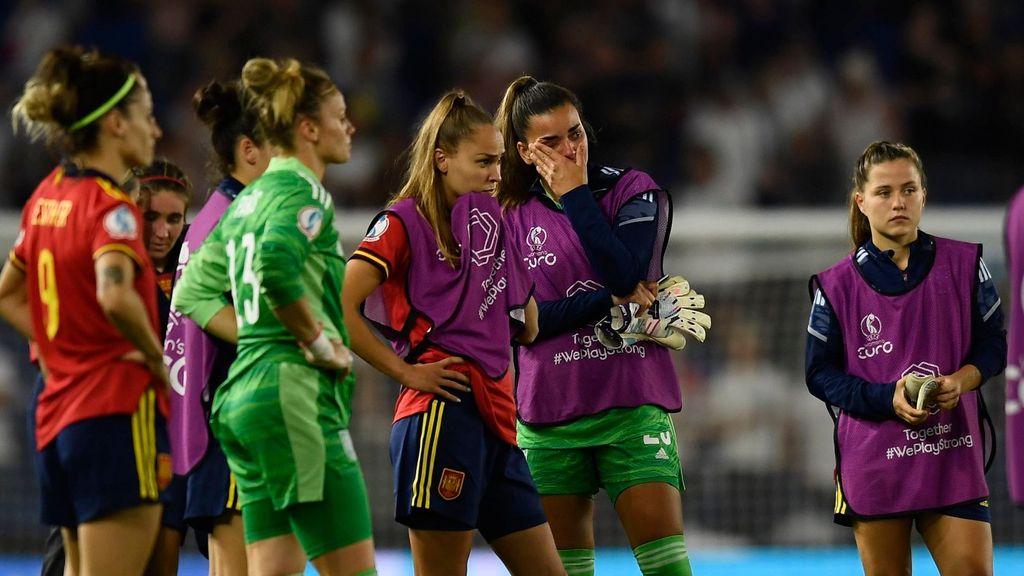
[69,74,137,132]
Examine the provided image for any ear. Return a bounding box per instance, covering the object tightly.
[238,136,257,166]
[855,191,866,214]
[434,148,448,175]
[103,108,128,138]
[516,141,532,165]
[921,187,927,208]
[297,115,319,144]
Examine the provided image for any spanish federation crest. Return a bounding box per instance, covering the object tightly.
[438,467,465,500]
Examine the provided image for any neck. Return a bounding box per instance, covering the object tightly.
[153,257,166,272]
[230,168,253,186]
[872,230,917,269]
[287,146,325,181]
[73,147,130,185]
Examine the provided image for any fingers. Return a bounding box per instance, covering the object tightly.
[441,369,471,386]
[576,135,589,168]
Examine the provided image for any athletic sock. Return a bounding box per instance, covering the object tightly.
[558,548,595,576]
[633,534,692,576]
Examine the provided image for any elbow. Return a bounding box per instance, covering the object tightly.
[96,286,130,321]
[517,322,539,345]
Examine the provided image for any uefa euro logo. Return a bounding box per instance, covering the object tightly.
[860,313,882,341]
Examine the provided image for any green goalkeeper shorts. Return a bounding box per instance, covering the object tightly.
[211,360,355,509]
[518,405,684,504]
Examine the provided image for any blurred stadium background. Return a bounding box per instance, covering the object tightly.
[2,1,1024,573]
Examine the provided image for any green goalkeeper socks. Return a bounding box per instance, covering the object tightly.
[558,548,596,576]
[633,534,692,576]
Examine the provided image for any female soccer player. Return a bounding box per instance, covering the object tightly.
[132,158,193,576]
[172,57,374,576]
[806,140,1005,575]
[162,78,272,576]
[135,158,192,336]
[343,90,564,576]
[0,45,168,575]
[494,76,693,576]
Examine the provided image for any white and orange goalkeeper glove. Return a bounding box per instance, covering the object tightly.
[594,275,711,351]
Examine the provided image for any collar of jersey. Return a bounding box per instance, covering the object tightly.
[60,159,123,190]
[217,176,246,200]
[265,156,320,183]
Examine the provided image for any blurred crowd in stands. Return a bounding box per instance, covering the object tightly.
[2,0,1023,210]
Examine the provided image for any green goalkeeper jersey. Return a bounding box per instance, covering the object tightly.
[173,156,354,427]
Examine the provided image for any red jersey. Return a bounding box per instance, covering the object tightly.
[11,166,166,449]
[352,215,517,444]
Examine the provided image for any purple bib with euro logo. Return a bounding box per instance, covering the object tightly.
[1005,187,1024,505]
[363,193,529,378]
[504,167,679,425]
[166,188,236,475]
[816,236,987,516]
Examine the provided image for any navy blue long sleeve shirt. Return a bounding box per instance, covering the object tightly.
[805,231,1006,420]
[533,166,660,342]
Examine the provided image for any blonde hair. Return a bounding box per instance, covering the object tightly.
[12,45,140,153]
[241,57,337,151]
[389,90,493,267]
[847,140,927,247]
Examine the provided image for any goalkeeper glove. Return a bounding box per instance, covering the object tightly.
[594,275,711,351]
[904,373,939,411]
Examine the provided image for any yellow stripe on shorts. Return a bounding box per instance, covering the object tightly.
[411,400,445,509]
[226,473,240,511]
[834,480,847,516]
[132,389,157,500]
[147,389,158,498]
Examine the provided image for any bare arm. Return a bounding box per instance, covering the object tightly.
[0,263,32,340]
[199,306,238,344]
[95,252,168,387]
[342,259,469,401]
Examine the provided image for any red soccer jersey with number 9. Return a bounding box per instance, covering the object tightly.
[10,166,166,450]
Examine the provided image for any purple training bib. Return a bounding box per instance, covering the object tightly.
[505,168,679,424]
[816,236,987,516]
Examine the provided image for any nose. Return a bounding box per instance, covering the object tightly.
[489,164,501,182]
[559,139,575,159]
[152,118,163,140]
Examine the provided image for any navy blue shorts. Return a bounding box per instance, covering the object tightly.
[161,474,187,531]
[390,390,547,542]
[835,494,991,527]
[185,438,240,528]
[36,388,172,527]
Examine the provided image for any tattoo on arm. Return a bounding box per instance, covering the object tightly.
[101,266,125,286]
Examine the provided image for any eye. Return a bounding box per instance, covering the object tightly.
[144,211,158,222]
[569,128,582,141]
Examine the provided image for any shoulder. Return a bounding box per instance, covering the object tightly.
[362,211,408,244]
[260,169,332,211]
[353,212,410,278]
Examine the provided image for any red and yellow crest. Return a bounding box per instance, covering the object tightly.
[438,468,465,501]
